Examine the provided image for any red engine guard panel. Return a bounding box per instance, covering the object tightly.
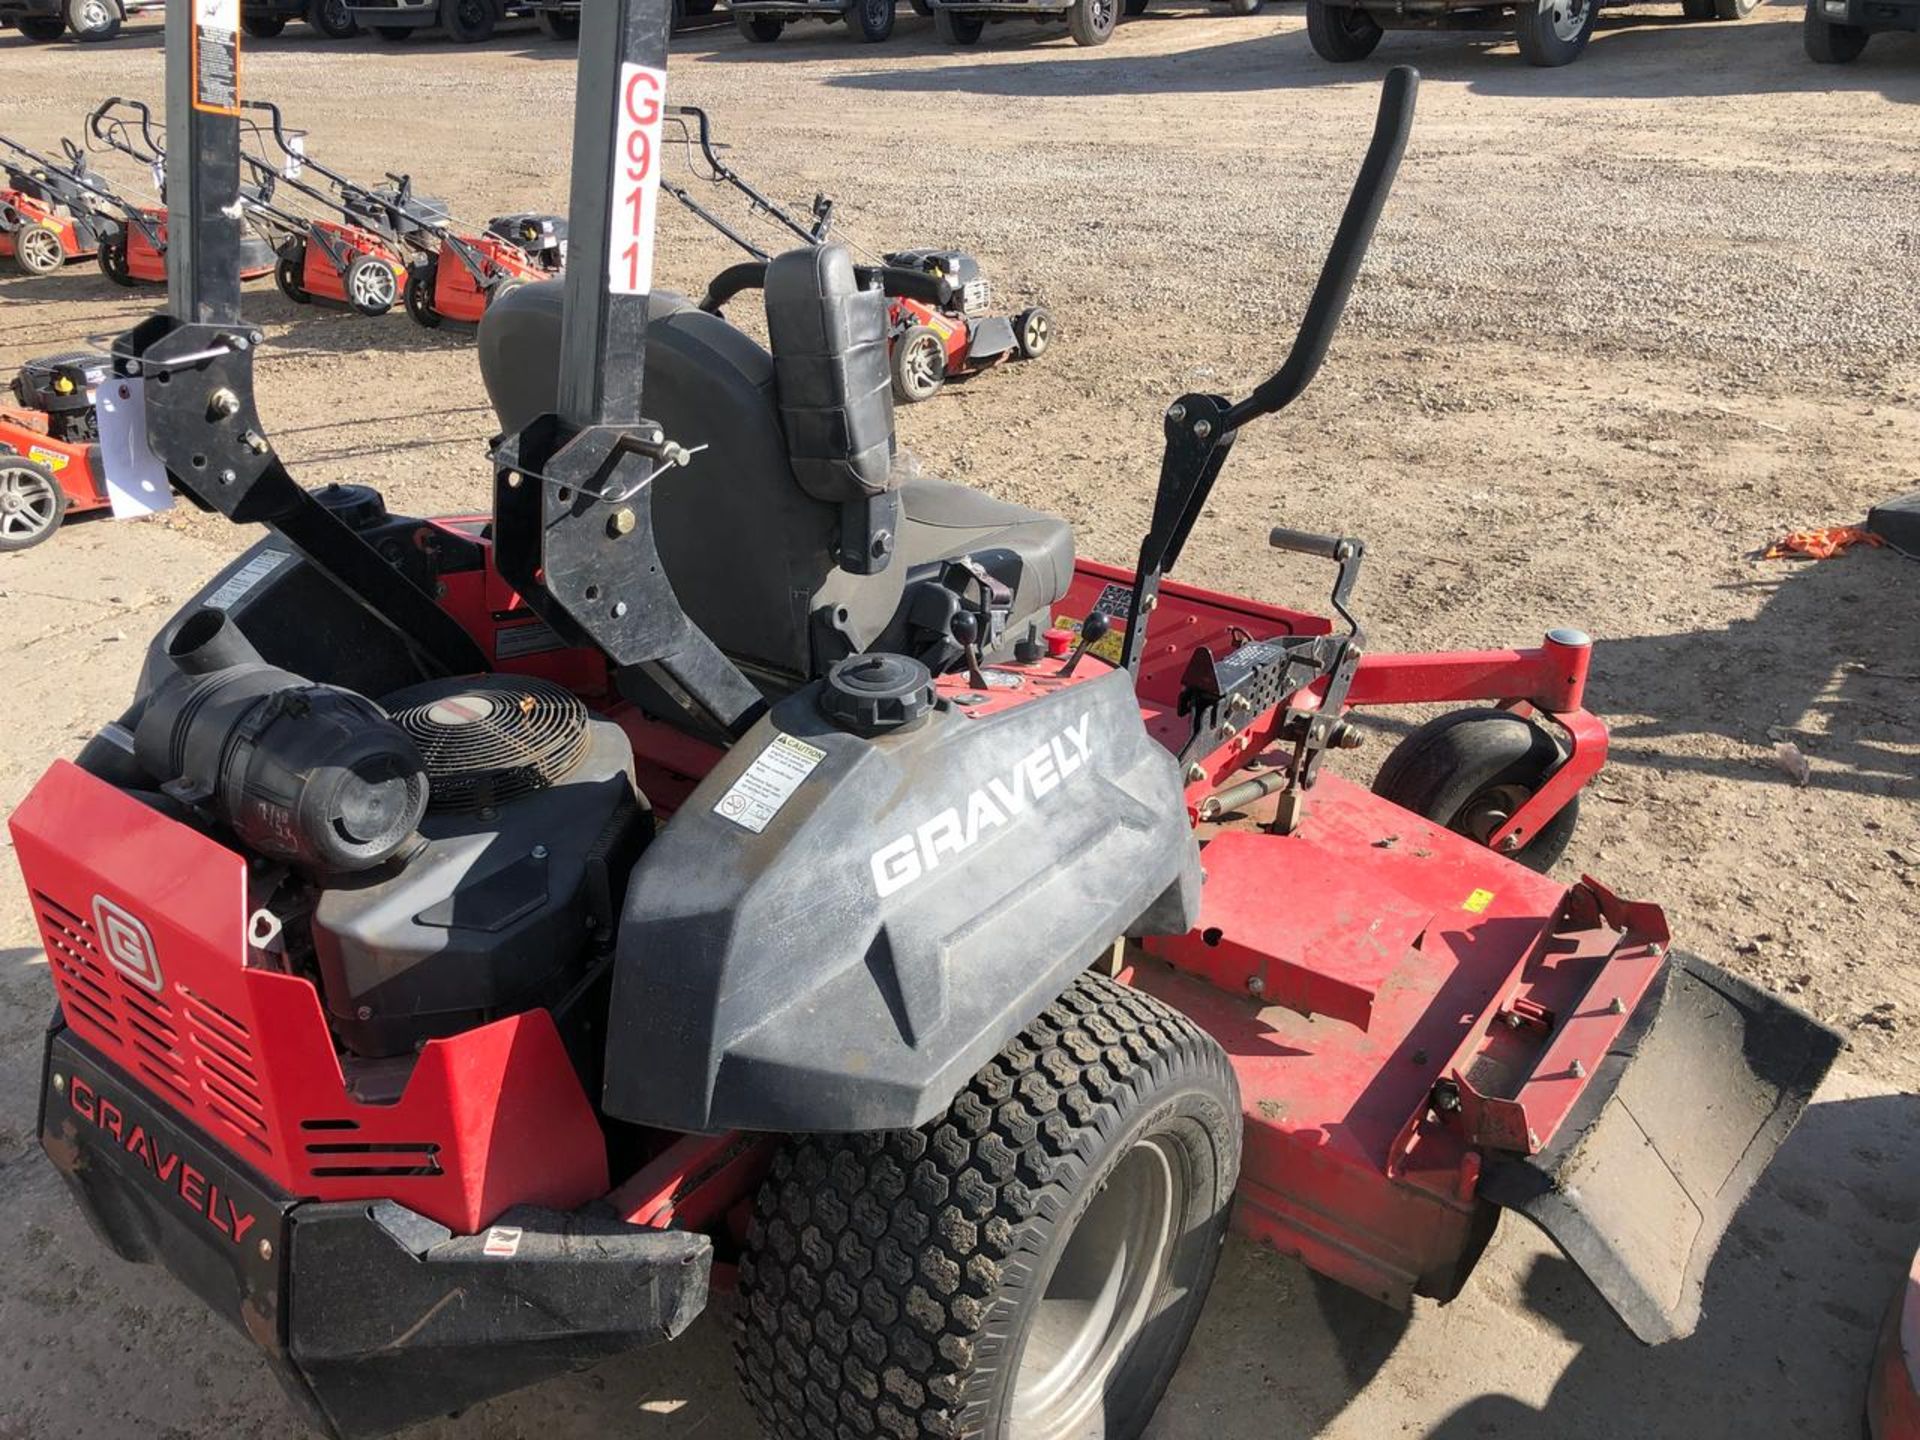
[10,761,608,1234]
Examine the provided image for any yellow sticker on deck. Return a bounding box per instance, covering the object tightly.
[1462,888,1495,914]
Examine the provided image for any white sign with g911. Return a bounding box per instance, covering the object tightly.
[607,62,666,297]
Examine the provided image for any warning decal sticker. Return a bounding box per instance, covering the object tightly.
[714,732,826,834]
[193,0,242,117]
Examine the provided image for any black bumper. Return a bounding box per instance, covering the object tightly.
[0,0,63,20]
[1812,0,1920,26]
[39,1026,712,1440]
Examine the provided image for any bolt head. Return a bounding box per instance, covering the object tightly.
[504,471,523,489]
[1498,833,1523,852]
[1608,996,1626,1015]
[1193,419,1212,439]
[355,1005,374,1022]
[1167,403,1186,423]
[1570,1058,1586,1079]
[1184,763,1206,783]
[258,1239,274,1262]
[607,506,636,538]
[51,1073,65,1094]
[531,845,549,860]
[1246,975,1266,997]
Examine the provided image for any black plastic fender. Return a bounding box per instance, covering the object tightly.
[601,665,1201,1134]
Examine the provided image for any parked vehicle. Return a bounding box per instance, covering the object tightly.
[1804,0,1917,60]
[0,0,157,41]
[1305,0,1758,67]
[240,0,362,37]
[347,0,538,41]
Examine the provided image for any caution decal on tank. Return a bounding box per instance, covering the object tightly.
[714,732,827,835]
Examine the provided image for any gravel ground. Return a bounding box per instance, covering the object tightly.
[0,4,1916,1438]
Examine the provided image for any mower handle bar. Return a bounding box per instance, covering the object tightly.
[699,259,954,314]
[1223,64,1417,434]
[87,98,164,164]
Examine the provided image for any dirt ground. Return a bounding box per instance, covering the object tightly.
[0,4,1916,1437]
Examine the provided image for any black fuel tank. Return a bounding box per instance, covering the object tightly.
[601,665,1199,1135]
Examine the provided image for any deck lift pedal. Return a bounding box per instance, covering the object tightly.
[17,3,1843,1437]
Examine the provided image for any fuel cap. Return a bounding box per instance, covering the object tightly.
[820,653,935,737]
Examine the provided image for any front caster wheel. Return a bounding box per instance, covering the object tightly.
[738,971,1241,1440]
[1371,707,1581,873]
[1015,305,1053,359]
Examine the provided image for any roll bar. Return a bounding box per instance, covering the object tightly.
[1115,65,1419,675]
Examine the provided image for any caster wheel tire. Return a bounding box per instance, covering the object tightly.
[0,459,69,552]
[275,252,312,304]
[1015,306,1053,360]
[738,971,1241,1440]
[1305,0,1383,59]
[1371,707,1582,873]
[97,234,135,286]
[404,266,442,327]
[891,325,947,404]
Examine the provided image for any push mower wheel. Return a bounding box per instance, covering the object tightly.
[853,0,895,39]
[64,0,120,40]
[932,6,984,38]
[1514,0,1597,65]
[275,251,312,304]
[344,254,400,316]
[241,13,287,36]
[537,7,579,36]
[1015,306,1054,360]
[374,23,415,38]
[486,277,526,311]
[1372,707,1581,874]
[440,0,497,41]
[14,222,66,277]
[97,233,135,286]
[733,10,785,39]
[0,459,69,553]
[737,971,1240,1440]
[891,326,947,404]
[404,266,441,327]
[17,14,66,36]
[1803,0,1869,57]
[1305,0,1383,59]
[1067,0,1117,44]
[307,0,359,36]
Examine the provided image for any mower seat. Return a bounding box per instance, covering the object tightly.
[477,257,1072,684]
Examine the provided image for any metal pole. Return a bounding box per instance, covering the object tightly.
[164,0,245,324]
[556,0,669,429]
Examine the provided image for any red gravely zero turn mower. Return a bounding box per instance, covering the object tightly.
[666,104,1051,404]
[20,10,1842,1440]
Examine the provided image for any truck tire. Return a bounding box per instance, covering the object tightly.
[1802,0,1868,57]
[933,5,983,38]
[1513,0,1596,65]
[737,971,1241,1440]
[1306,0,1383,59]
[241,12,286,35]
[1066,0,1116,44]
[1678,0,1714,17]
[853,0,895,39]
[440,0,497,41]
[64,0,121,41]
[307,0,359,35]
[1371,707,1581,873]
[1712,0,1757,15]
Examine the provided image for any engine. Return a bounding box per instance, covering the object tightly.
[488,212,568,270]
[12,351,107,444]
[116,605,648,1065]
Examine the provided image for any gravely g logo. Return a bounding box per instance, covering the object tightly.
[871,713,1093,898]
[91,896,163,996]
[66,1076,259,1246]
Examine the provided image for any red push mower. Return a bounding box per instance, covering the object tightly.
[242,97,566,327]
[666,104,1051,404]
[0,132,111,277]
[0,351,122,551]
[24,16,1842,1440]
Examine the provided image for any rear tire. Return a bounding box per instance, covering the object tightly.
[932,5,983,38]
[306,0,359,35]
[440,0,496,40]
[853,0,895,39]
[275,249,312,304]
[891,325,947,404]
[14,222,66,276]
[734,10,784,38]
[64,0,120,40]
[0,459,69,552]
[344,254,399,316]
[404,265,441,327]
[1371,707,1581,874]
[1802,0,1867,54]
[1305,0,1383,59]
[97,233,136,286]
[737,972,1241,1440]
[17,14,66,36]
[1067,0,1116,43]
[241,12,287,36]
[536,7,579,35]
[1015,306,1053,360]
[1513,0,1596,64]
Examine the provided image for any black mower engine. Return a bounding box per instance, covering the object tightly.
[346,181,450,241]
[116,603,650,1068]
[12,351,108,443]
[489,212,568,269]
[886,247,990,315]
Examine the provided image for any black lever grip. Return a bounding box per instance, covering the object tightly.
[1269,527,1361,561]
[1228,65,1419,430]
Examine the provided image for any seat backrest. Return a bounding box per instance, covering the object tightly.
[763,243,897,504]
[476,274,904,683]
